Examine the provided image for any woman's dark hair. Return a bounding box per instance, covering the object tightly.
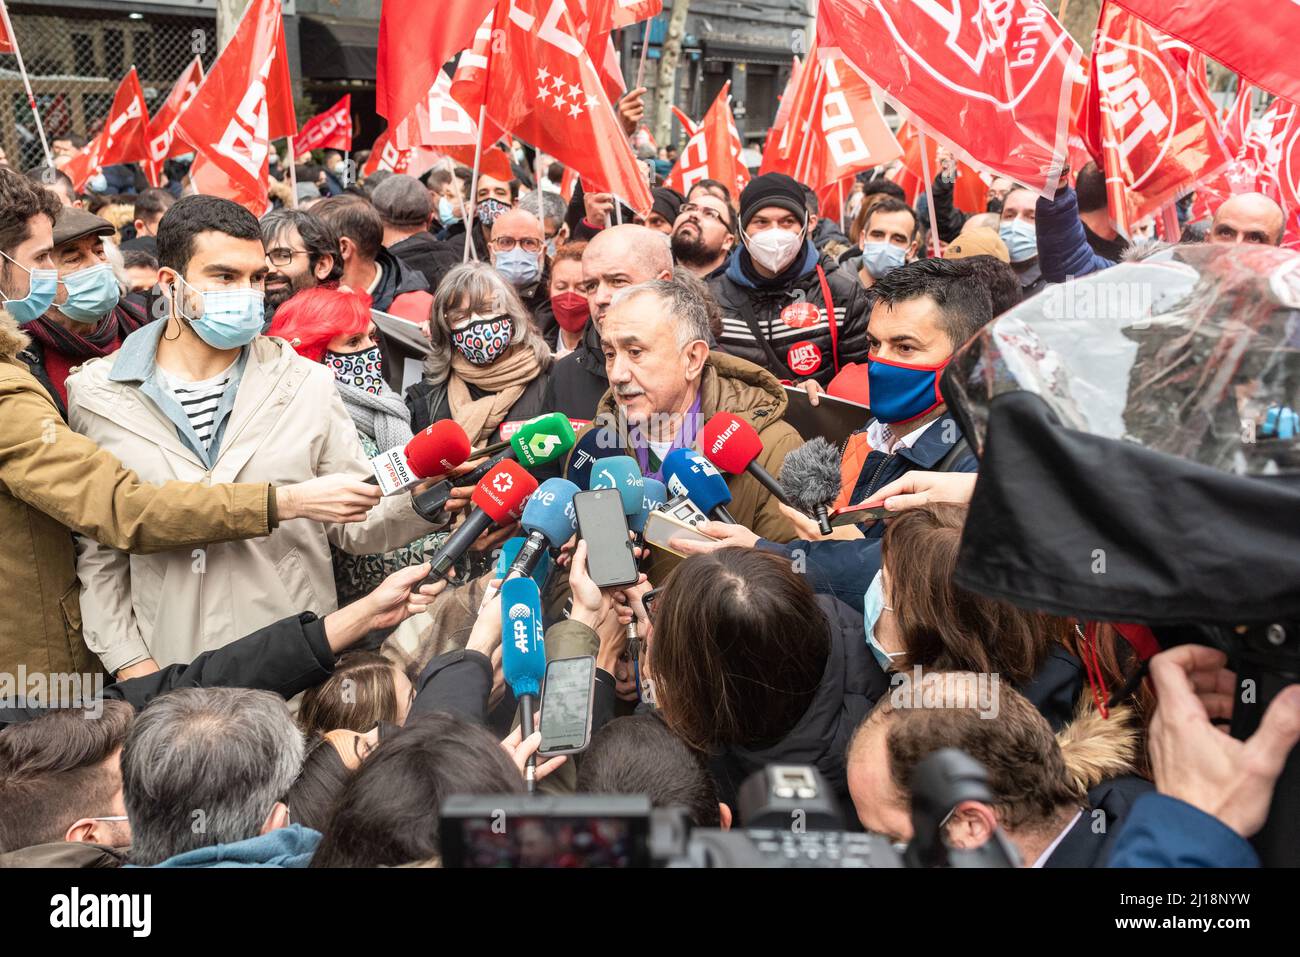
[880,504,1063,684]
[310,712,522,867]
[287,735,353,832]
[650,548,830,753]
[298,651,412,737]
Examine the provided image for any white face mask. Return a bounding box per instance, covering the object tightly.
[745,225,804,274]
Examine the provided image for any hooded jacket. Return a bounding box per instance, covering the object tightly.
[369,246,434,319]
[540,319,607,423]
[0,313,275,679]
[708,242,872,387]
[708,593,890,813]
[147,825,321,868]
[0,841,128,868]
[387,231,462,295]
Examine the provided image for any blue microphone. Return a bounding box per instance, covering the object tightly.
[588,455,644,519]
[506,478,579,583]
[631,478,667,536]
[500,576,546,791]
[564,418,622,489]
[662,449,737,524]
[496,537,552,591]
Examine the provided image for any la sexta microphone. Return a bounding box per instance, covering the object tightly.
[779,437,843,536]
[500,576,546,792]
[662,448,737,524]
[365,419,471,494]
[506,478,580,582]
[701,412,792,509]
[469,412,578,466]
[422,459,538,584]
[630,478,667,537]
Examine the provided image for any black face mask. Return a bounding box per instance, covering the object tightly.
[986,197,1005,214]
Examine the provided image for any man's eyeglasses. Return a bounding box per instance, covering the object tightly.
[266,247,309,267]
[679,203,727,224]
[490,236,544,254]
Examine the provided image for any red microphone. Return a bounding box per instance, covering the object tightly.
[367,420,472,495]
[422,459,538,582]
[700,412,792,508]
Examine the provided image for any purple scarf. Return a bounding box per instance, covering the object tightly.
[630,393,703,482]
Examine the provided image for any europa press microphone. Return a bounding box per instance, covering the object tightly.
[500,576,546,792]
[504,478,581,582]
[662,449,737,524]
[778,437,844,536]
[421,459,538,584]
[701,413,793,510]
[365,419,472,494]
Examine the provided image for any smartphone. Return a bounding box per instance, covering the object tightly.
[662,494,710,528]
[573,489,639,588]
[643,509,719,557]
[539,655,597,757]
[829,501,892,527]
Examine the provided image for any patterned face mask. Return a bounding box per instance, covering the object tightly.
[325,345,385,394]
[451,313,513,366]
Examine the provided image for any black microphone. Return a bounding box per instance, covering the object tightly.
[779,437,844,536]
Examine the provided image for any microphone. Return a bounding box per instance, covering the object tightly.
[497,537,552,589]
[506,478,580,582]
[365,420,472,494]
[662,448,737,524]
[630,478,667,537]
[700,412,792,509]
[778,437,843,536]
[500,576,546,792]
[470,411,578,466]
[422,459,538,583]
[587,455,645,519]
[564,419,621,490]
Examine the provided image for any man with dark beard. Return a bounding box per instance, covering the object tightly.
[669,191,735,281]
[258,210,343,319]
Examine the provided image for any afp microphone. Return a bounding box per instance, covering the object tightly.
[701,412,792,509]
[500,576,546,791]
[662,449,737,524]
[779,437,843,536]
[366,419,471,495]
[422,459,537,583]
[505,478,580,582]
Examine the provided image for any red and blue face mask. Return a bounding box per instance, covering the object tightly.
[867,354,950,425]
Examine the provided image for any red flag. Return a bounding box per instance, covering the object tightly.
[893,121,988,214]
[575,0,629,102]
[664,82,749,197]
[63,69,151,191]
[361,127,445,179]
[175,0,296,214]
[794,51,901,194]
[1221,81,1257,159]
[763,46,821,175]
[377,0,498,126]
[143,57,204,187]
[1081,3,1231,236]
[1109,0,1300,105]
[609,0,661,28]
[0,1,16,55]
[294,94,353,156]
[818,0,1081,197]
[451,0,653,212]
[670,106,699,140]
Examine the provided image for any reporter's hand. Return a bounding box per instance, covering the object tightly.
[776,501,863,541]
[670,520,759,554]
[796,379,825,407]
[864,471,978,515]
[467,591,503,657]
[568,540,617,635]
[323,564,448,652]
[116,658,160,682]
[278,474,382,523]
[1147,644,1300,838]
[470,520,519,553]
[501,726,567,781]
[617,87,646,137]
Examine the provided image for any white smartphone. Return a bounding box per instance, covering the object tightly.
[643,509,719,557]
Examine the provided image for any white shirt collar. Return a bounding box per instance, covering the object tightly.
[866,416,939,455]
[364,261,383,296]
[1031,808,1084,868]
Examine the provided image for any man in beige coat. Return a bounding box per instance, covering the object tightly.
[0,169,378,681]
[67,195,440,678]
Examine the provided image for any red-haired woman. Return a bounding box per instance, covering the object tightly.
[270,287,444,605]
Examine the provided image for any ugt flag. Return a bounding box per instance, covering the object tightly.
[143,56,203,187]
[63,69,150,191]
[818,0,1081,197]
[294,94,353,156]
[664,82,749,198]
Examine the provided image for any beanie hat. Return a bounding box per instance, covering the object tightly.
[739,172,807,229]
[651,186,685,224]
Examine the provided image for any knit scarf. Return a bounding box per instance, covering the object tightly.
[24,305,146,360]
[447,344,543,446]
[335,378,413,451]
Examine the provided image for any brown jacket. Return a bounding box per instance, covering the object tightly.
[0,313,274,678]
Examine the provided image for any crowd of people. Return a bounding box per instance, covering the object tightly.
[0,90,1297,871]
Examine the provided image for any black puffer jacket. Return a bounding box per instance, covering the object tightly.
[708,242,872,387]
[707,594,889,816]
[538,320,607,423]
[388,231,462,295]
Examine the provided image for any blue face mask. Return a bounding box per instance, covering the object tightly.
[999,218,1037,263]
[861,241,907,279]
[439,196,460,227]
[175,276,265,350]
[58,262,121,323]
[863,571,903,671]
[0,251,59,325]
[867,354,948,425]
[493,247,542,288]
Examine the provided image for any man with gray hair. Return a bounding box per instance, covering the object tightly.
[121,687,315,867]
[371,173,461,294]
[571,274,800,549]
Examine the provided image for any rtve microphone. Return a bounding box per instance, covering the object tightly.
[506,478,580,583]
[701,412,792,509]
[630,477,667,537]
[500,576,546,792]
[365,419,471,494]
[421,459,537,584]
[662,448,737,524]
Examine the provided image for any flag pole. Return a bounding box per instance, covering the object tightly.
[1,2,53,168]
[918,131,943,258]
[634,19,652,90]
[464,104,489,263]
[285,139,298,208]
[536,150,547,251]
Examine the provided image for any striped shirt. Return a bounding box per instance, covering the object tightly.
[156,362,236,451]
